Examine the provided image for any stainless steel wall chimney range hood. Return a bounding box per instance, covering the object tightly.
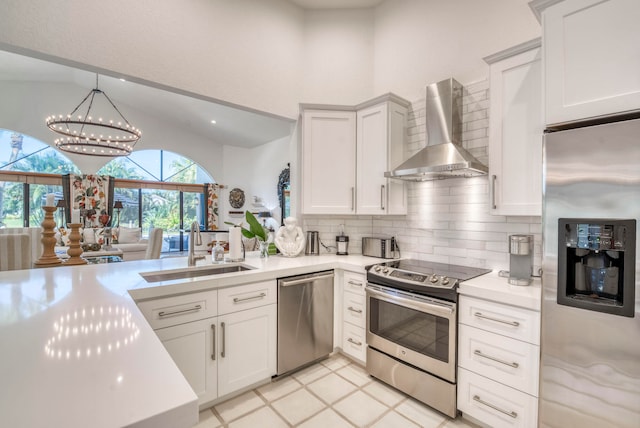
[385,78,488,181]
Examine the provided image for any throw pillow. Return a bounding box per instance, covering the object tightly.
[118,227,142,244]
[83,228,96,244]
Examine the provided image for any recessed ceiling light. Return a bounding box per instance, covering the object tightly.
[210,120,217,124]
[119,78,126,82]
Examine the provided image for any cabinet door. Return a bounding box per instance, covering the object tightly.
[357,103,388,214]
[543,0,640,124]
[489,45,543,216]
[301,110,356,214]
[356,102,408,215]
[217,304,277,396]
[155,318,218,405]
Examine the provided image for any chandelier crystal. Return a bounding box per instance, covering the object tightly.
[45,74,141,157]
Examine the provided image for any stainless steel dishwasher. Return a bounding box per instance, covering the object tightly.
[277,270,334,376]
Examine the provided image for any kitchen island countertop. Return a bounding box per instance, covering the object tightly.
[0,253,384,428]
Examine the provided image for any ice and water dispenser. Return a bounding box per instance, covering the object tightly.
[558,218,636,317]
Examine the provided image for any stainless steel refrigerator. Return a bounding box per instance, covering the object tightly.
[541,116,640,427]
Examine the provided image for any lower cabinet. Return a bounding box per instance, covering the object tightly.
[341,271,367,363]
[457,295,540,428]
[155,317,218,404]
[217,304,276,397]
[140,280,277,406]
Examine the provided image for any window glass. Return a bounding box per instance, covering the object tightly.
[98,149,212,183]
[0,181,24,228]
[113,187,140,228]
[142,188,181,250]
[0,129,80,174]
[28,184,63,227]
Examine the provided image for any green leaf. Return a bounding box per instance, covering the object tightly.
[245,211,267,241]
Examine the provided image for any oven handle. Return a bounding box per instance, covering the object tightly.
[366,285,454,319]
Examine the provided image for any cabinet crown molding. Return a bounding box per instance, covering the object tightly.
[483,38,541,65]
[299,92,410,114]
[528,0,566,23]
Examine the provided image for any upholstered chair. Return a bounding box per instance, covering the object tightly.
[0,233,32,271]
[145,228,164,260]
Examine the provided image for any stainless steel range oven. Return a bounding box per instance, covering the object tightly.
[366,260,490,418]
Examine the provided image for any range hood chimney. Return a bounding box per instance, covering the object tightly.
[385,78,488,181]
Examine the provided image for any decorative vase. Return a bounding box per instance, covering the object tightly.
[259,240,269,258]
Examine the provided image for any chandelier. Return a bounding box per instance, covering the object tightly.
[45,74,141,157]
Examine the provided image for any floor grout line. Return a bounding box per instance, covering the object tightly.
[202,353,476,428]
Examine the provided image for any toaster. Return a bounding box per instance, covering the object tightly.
[362,237,397,259]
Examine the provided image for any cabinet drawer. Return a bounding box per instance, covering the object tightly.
[343,290,366,329]
[344,271,366,295]
[458,367,538,428]
[342,323,366,363]
[218,280,277,315]
[458,325,539,396]
[459,296,540,345]
[137,290,218,330]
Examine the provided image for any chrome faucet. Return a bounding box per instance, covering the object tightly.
[188,221,205,267]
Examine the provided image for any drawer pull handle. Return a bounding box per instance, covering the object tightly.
[158,304,202,318]
[211,324,216,361]
[348,280,363,287]
[473,395,518,419]
[474,349,519,368]
[347,338,362,346]
[233,293,266,303]
[347,306,363,314]
[221,322,226,358]
[474,312,520,327]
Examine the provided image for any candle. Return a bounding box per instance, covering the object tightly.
[45,193,55,207]
[71,209,80,224]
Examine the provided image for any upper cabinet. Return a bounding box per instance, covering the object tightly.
[485,39,543,217]
[301,95,409,216]
[532,0,640,125]
[301,110,357,215]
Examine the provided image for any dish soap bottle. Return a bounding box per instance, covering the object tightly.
[212,240,225,264]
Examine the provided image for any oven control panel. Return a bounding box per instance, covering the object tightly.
[370,265,454,289]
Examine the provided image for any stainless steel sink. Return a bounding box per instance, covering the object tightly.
[140,264,254,283]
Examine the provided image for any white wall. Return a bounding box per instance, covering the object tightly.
[373,0,541,100]
[220,136,290,228]
[0,0,306,119]
[301,9,374,105]
[0,81,224,176]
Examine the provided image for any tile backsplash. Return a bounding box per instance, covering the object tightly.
[301,80,542,272]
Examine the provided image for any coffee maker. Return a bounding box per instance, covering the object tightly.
[508,234,533,285]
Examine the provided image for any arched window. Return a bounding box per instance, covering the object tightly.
[98,150,214,252]
[97,149,213,183]
[0,129,80,227]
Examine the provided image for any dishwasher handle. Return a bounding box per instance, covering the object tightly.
[279,272,334,287]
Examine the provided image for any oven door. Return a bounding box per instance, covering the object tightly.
[366,284,457,383]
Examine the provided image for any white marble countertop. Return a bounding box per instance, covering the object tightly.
[458,271,542,311]
[0,252,383,428]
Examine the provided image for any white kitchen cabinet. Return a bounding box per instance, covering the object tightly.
[356,99,408,215]
[485,39,543,217]
[301,109,357,214]
[301,94,409,216]
[532,0,640,125]
[155,317,219,404]
[217,303,277,396]
[457,294,540,428]
[340,270,367,363]
[138,281,277,406]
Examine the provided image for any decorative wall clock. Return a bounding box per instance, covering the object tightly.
[229,187,245,209]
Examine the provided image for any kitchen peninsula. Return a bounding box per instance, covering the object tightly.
[0,253,385,428]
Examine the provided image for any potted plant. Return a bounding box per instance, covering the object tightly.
[225,211,270,257]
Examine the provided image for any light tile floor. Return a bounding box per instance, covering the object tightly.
[195,354,480,428]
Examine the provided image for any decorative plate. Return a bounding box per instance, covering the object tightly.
[229,188,245,209]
